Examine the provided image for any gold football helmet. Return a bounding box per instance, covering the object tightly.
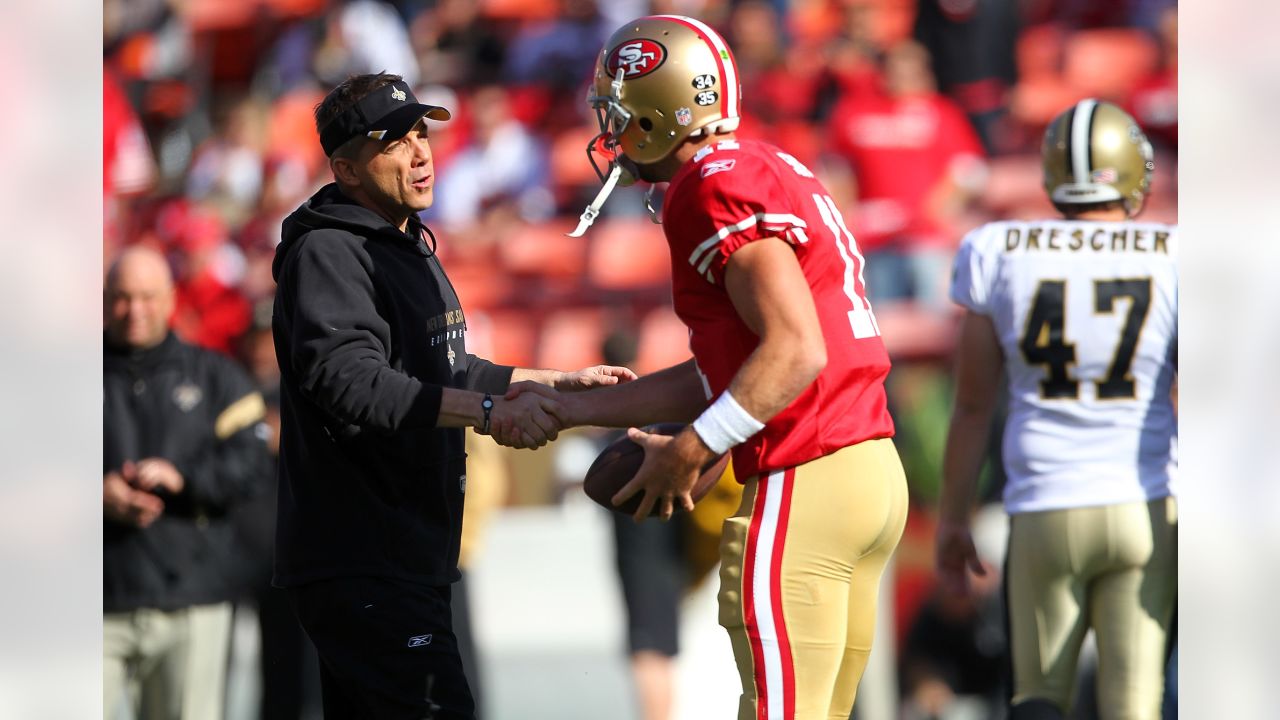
[569,15,742,236]
[1042,99,1154,217]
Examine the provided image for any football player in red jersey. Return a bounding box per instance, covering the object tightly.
[514,15,909,720]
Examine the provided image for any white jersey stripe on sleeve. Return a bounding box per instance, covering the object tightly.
[688,212,809,274]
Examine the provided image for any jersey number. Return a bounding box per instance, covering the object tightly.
[1020,278,1152,399]
[777,152,879,339]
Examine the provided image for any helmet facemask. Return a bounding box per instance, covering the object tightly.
[568,69,639,238]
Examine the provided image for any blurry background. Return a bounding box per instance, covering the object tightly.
[102,0,1178,718]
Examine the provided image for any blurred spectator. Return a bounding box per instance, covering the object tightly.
[185,97,268,228]
[1125,6,1177,151]
[313,0,421,86]
[549,327,741,720]
[168,206,254,355]
[827,40,987,309]
[912,0,1020,154]
[899,506,1008,720]
[433,85,552,232]
[410,0,508,87]
[104,246,271,720]
[104,66,158,258]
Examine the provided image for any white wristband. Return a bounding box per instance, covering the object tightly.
[691,391,765,455]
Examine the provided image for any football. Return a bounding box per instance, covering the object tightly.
[583,423,730,516]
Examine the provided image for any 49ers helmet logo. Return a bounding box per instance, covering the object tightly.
[606,39,667,79]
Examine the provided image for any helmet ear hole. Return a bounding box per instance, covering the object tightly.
[638,117,654,132]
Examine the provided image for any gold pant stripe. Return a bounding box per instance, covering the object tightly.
[719,438,908,720]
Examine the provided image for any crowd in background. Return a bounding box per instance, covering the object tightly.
[103,0,1178,716]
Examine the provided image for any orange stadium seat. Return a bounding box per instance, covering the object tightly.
[550,125,604,193]
[536,308,606,371]
[983,155,1055,215]
[1016,24,1067,82]
[634,306,692,376]
[499,221,588,278]
[1010,77,1089,130]
[587,219,672,291]
[447,260,509,312]
[1063,28,1158,101]
[480,0,556,20]
[475,309,538,368]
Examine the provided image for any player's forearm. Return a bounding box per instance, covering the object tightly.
[724,331,825,425]
[435,387,487,429]
[938,400,995,524]
[561,359,706,428]
[509,367,564,388]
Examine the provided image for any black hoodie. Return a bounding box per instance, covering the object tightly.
[271,183,513,587]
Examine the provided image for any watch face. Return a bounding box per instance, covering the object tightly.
[482,397,494,409]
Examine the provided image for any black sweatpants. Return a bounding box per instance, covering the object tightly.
[289,576,474,719]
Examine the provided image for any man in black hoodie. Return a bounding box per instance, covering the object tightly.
[104,246,271,719]
[271,72,635,718]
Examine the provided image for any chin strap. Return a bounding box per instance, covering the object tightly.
[567,163,624,238]
[644,185,664,224]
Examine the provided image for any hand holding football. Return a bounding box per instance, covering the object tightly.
[583,423,729,516]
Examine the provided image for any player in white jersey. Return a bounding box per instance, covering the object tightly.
[935,100,1176,719]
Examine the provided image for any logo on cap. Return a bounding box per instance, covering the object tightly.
[391,87,407,101]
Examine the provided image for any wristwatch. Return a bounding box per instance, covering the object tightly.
[480,393,494,435]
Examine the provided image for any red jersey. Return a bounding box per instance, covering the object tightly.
[662,139,895,479]
[827,92,984,251]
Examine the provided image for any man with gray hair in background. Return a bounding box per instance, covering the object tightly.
[103,245,271,719]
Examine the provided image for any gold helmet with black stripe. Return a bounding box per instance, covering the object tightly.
[1042,99,1154,217]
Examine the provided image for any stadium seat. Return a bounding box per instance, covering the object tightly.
[475,309,538,368]
[499,221,588,278]
[634,306,692,375]
[1063,28,1158,101]
[550,125,601,190]
[536,308,606,371]
[1016,24,1067,82]
[983,155,1054,215]
[587,219,672,291]
[447,259,510,312]
[1010,76,1089,130]
[480,0,556,20]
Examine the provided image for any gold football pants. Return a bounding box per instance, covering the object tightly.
[1007,496,1178,719]
[717,438,907,720]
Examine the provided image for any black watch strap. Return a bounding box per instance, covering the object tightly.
[480,393,494,435]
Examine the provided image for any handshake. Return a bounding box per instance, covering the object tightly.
[478,364,637,449]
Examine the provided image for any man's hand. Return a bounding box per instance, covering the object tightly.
[488,391,564,450]
[612,427,714,522]
[104,470,165,528]
[934,518,986,596]
[131,457,185,494]
[555,365,638,392]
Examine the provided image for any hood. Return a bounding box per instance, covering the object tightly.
[273,183,428,281]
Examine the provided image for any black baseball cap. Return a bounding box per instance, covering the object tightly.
[318,80,451,157]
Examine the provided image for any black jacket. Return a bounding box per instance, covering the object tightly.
[271,184,512,588]
[104,332,270,612]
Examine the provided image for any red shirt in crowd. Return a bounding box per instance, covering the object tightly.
[827,91,984,252]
